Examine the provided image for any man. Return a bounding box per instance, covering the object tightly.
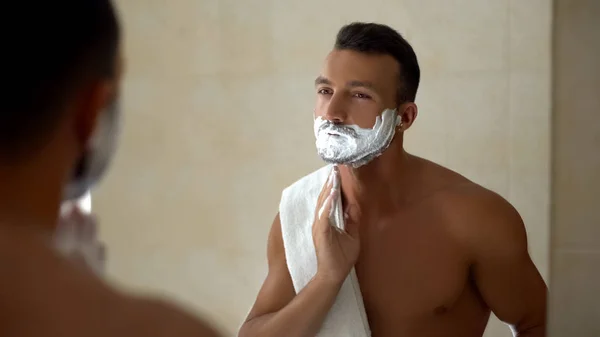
[0,1,221,336]
[239,22,547,337]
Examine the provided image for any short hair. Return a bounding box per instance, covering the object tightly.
[334,22,420,104]
[0,0,120,161]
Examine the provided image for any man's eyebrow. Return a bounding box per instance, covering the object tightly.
[347,80,376,89]
[315,76,331,86]
[314,77,377,91]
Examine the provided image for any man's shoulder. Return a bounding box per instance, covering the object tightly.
[0,232,220,337]
[438,181,527,254]
[444,181,520,221]
[0,227,126,335]
[416,156,519,221]
[124,296,222,336]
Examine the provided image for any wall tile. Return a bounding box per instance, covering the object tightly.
[442,72,510,196]
[508,0,552,71]
[118,0,223,78]
[548,251,600,337]
[402,0,509,73]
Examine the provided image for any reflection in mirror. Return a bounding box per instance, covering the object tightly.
[98,1,553,337]
[239,22,547,337]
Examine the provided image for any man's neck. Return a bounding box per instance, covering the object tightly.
[0,163,63,233]
[338,142,418,216]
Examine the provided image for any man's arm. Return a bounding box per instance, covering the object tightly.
[468,192,547,336]
[238,213,342,337]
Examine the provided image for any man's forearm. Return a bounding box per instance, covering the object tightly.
[239,275,343,337]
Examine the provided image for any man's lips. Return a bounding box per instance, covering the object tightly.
[321,129,343,137]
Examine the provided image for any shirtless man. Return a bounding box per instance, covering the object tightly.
[239,22,547,337]
[0,1,221,336]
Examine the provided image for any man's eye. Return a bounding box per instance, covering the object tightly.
[317,88,332,95]
[353,93,371,99]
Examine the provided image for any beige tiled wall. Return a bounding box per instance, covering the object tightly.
[549,1,600,336]
[96,1,552,335]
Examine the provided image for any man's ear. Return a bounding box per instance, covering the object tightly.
[73,80,115,147]
[397,102,418,131]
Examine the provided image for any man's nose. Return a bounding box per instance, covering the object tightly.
[323,94,347,123]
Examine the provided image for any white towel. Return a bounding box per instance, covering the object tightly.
[279,164,371,337]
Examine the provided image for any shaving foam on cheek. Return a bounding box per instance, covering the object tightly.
[314,108,401,168]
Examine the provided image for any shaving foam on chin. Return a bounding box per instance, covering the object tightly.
[314,108,401,168]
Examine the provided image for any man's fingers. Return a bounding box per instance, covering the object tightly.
[317,190,334,221]
[316,167,336,211]
[331,166,340,190]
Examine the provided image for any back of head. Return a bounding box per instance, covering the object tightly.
[334,22,420,104]
[0,0,120,163]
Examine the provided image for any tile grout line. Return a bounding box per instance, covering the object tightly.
[506,0,513,201]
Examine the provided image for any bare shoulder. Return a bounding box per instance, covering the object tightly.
[416,156,522,223]
[0,226,221,337]
[413,157,528,252]
[430,171,528,256]
[0,224,122,336]
[125,296,223,337]
[412,156,473,192]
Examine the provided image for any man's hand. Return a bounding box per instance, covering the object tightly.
[239,166,360,337]
[313,166,360,284]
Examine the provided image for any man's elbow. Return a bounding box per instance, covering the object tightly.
[237,320,253,337]
[513,315,547,337]
[238,311,282,337]
[514,325,546,337]
[237,315,265,337]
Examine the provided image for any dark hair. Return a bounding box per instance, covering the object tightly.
[334,22,420,104]
[0,0,120,161]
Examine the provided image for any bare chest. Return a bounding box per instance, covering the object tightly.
[354,212,478,326]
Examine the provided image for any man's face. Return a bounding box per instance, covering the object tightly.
[313,49,402,167]
[314,49,399,128]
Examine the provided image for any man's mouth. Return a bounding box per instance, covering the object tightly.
[321,128,343,136]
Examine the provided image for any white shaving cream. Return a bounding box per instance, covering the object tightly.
[314,108,401,168]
